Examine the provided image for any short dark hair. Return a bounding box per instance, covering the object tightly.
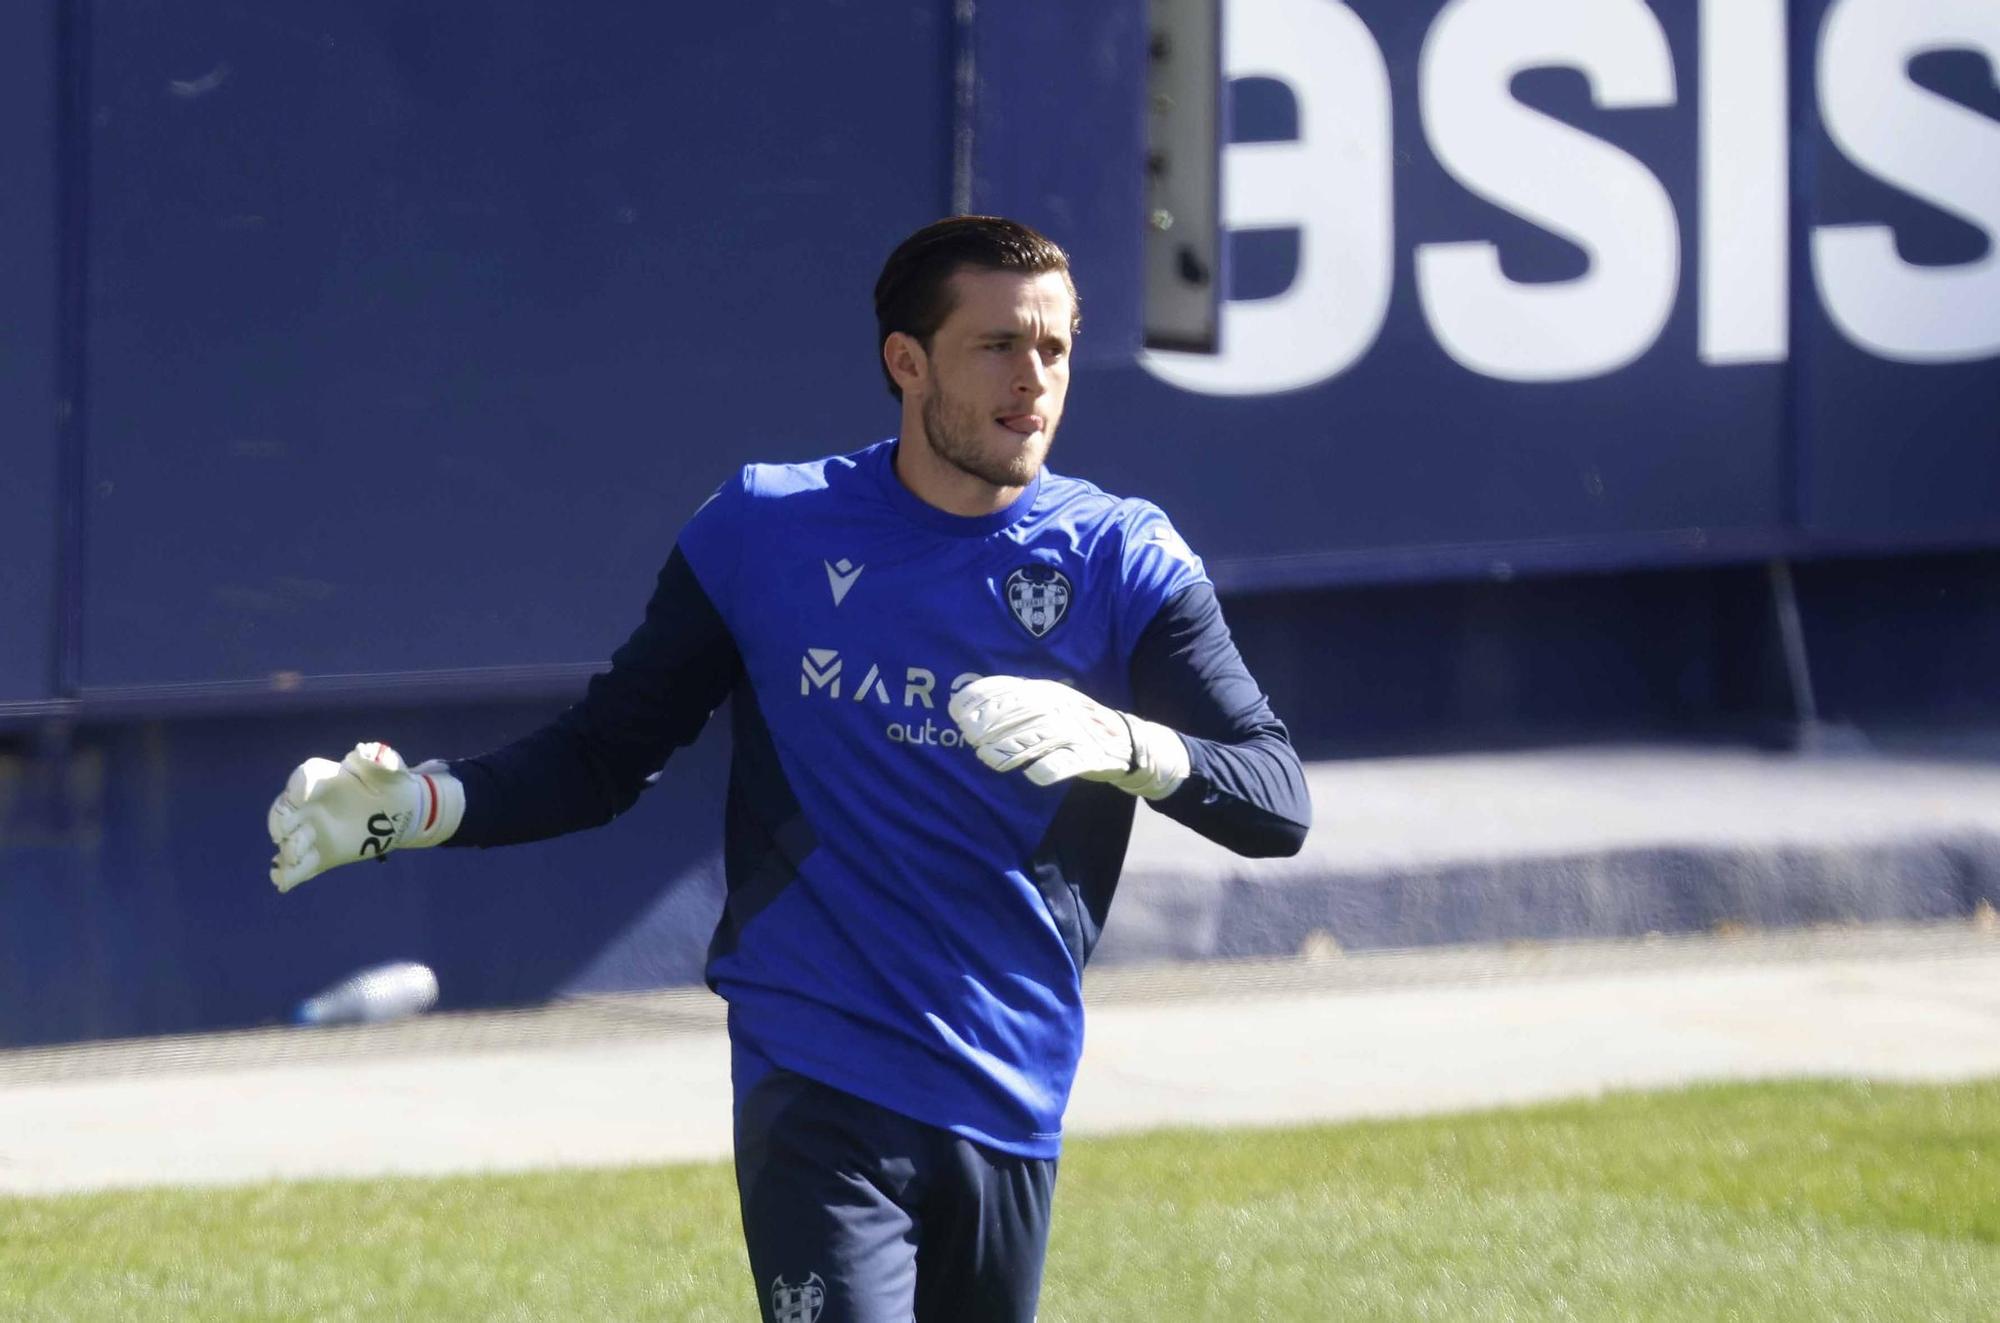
[873,215,1080,400]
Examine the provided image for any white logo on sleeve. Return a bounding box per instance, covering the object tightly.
[770,1273,825,1322]
[824,558,864,606]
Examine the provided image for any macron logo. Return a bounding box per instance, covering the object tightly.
[825,558,864,606]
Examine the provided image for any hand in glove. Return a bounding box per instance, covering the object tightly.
[948,676,1189,800]
[267,742,464,892]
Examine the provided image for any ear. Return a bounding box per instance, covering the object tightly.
[884,332,928,398]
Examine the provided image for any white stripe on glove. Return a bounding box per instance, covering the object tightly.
[267,742,464,892]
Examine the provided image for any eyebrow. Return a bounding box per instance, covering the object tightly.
[979,328,1070,344]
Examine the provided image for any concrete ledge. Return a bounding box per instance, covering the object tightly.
[1106,747,2000,962]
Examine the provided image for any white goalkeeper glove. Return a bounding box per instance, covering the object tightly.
[267,741,465,893]
[948,676,1190,800]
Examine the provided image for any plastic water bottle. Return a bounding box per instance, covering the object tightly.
[293,961,439,1026]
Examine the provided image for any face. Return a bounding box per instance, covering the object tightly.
[907,267,1075,490]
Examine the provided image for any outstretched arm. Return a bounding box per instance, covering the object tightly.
[446,546,742,847]
[269,546,741,890]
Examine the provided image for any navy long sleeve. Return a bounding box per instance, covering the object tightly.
[1130,582,1311,857]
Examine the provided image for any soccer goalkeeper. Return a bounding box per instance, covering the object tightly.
[268,216,1311,1323]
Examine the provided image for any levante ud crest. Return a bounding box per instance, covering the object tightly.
[770,1273,825,1323]
[1005,564,1071,638]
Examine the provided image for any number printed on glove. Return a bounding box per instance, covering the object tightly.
[267,742,463,892]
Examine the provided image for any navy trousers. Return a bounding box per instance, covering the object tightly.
[734,1068,1058,1323]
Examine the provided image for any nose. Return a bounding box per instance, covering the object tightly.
[1013,348,1046,396]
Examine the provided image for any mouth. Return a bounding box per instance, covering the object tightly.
[995,413,1044,436]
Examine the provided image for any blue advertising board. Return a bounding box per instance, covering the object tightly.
[1799,21,2000,541]
[75,1,956,697]
[1089,0,1998,587]
[0,0,58,708]
[2,0,1993,708]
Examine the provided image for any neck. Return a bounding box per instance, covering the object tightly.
[892,414,1025,518]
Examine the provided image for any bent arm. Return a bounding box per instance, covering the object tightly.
[445,547,742,847]
[1127,583,1311,857]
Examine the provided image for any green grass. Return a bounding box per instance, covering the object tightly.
[3,1079,1994,1321]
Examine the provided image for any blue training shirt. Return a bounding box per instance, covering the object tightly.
[446,437,1310,1157]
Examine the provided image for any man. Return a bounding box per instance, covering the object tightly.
[268,216,1311,1322]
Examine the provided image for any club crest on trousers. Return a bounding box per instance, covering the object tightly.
[770,1272,825,1322]
[1005,565,1071,638]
